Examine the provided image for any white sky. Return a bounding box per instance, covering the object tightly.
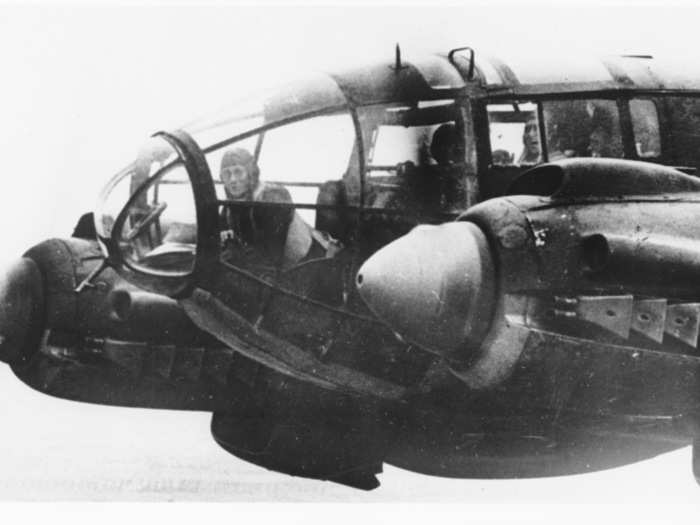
[3,1,700,513]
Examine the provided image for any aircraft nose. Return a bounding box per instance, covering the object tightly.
[0,257,44,365]
[356,222,496,362]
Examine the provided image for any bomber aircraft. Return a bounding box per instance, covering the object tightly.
[2,45,700,490]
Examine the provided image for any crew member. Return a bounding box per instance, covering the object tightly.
[430,122,465,166]
[588,126,622,158]
[518,118,541,165]
[429,122,467,211]
[220,148,338,268]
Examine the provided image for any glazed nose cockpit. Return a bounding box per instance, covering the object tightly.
[94,59,471,302]
[91,59,475,398]
[94,73,357,298]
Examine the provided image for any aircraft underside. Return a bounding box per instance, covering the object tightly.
[10,334,693,487]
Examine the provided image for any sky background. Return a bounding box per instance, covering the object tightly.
[2,2,700,511]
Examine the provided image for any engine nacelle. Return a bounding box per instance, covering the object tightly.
[357,159,700,391]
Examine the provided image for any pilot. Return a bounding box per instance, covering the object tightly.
[518,118,541,165]
[219,148,336,268]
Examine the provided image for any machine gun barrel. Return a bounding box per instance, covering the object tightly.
[109,289,193,338]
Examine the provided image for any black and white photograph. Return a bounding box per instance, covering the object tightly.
[2,2,700,514]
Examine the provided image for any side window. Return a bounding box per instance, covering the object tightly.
[487,102,541,166]
[630,99,661,158]
[360,101,468,214]
[666,97,700,171]
[487,99,626,169]
[542,99,623,159]
[369,125,436,168]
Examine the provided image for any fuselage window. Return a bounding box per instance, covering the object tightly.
[487,102,541,166]
[360,102,468,215]
[665,97,700,172]
[487,99,624,166]
[543,99,623,159]
[630,99,662,159]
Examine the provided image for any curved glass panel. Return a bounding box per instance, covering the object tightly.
[96,137,178,241]
[183,73,348,152]
[119,162,197,275]
[96,137,197,276]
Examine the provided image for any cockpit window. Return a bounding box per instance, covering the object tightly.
[99,74,356,281]
[205,110,356,270]
[178,73,357,270]
[257,114,355,219]
[487,99,624,165]
[208,112,355,220]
